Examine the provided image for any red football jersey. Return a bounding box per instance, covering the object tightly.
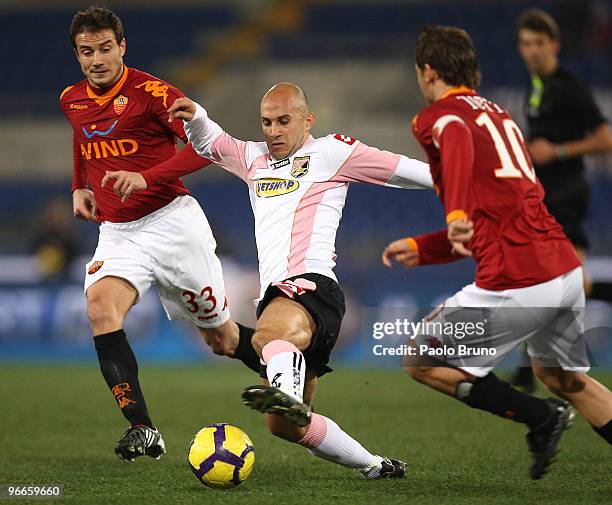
[412,87,580,290]
[60,66,211,222]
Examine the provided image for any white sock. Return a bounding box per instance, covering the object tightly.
[299,413,383,470]
[262,340,305,402]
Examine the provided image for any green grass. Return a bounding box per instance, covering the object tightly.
[0,364,610,504]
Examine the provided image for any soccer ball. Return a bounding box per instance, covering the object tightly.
[188,423,255,489]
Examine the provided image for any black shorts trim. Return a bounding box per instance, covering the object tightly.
[256,273,345,379]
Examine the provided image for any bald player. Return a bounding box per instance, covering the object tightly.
[139,82,433,479]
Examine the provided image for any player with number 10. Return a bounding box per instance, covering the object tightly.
[382,25,612,480]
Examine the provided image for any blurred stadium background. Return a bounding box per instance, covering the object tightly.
[0,0,611,366]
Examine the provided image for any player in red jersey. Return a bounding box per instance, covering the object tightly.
[382,26,612,478]
[60,6,260,462]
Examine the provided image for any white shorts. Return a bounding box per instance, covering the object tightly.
[414,267,589,376]
[84,195,230,328]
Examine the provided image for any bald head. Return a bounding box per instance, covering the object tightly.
[260,82,315,160]
[261,82,309,115]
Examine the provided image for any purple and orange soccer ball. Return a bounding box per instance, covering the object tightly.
[188,423,255,489]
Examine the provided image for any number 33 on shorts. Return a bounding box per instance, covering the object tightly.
[181,286,228,324]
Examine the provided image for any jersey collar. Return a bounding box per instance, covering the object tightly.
[87,66,128,107]
[440,86,476,99]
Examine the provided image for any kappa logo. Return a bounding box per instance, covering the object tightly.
[70,103,88,110]
[88,260,104,275]
[270,158,290,170]
[135,80,169,107]
[256,178,300,198]
[291,156,310,178]
[113,95,128,115]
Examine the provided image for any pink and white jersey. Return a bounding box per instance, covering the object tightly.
[185,103,432,299]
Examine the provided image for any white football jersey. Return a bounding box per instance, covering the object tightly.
[185,103,432,300]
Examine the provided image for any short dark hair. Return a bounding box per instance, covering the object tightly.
[415,25,481,89]
[515,8,560,41]
[70,6,124,49]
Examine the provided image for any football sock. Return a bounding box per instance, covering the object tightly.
[94,329,153,428]
[231,324,260,373]
[298,413,383,470]
[592,419,612,444]
[590,282,612,303]
[457,373,550,429]
[262,340,305,402]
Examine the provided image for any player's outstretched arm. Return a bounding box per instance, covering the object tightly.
[384,229,469,268]
[382,238,420,268]
[169,98,225,161]
[72,188,98,222]
[168,98,250,183]
[386,155,433,189]
[332,139,433,189]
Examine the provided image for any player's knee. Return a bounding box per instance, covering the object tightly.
[559,372,587,393]
[207,337,226,356]
[86,296,123,332]
[199,321,239,357]
[252,325,308,358]
[202,332,232,356]
[252,300,314,355]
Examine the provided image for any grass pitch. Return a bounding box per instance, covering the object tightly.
[1,364,610,504]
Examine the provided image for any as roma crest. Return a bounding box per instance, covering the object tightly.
[113,95,128,115]
[88,260,104,275]
[291,156,310,178]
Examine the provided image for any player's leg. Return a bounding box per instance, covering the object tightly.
[263,369,318,442]
[404,357,555,429]
[87,275,165,462]
[243,282,406,478]
[262,371,405,479]
[85,220,167,462]
[532,364,612,444]
[250,296,315,402]
[404,282,576,479]
[404,289,558,430]
[197,321,260,373]
[527,264,612,445]
[87,276,135,334]
[245,274,344,410]
[88,276,143,425]
[405,355,573,479]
